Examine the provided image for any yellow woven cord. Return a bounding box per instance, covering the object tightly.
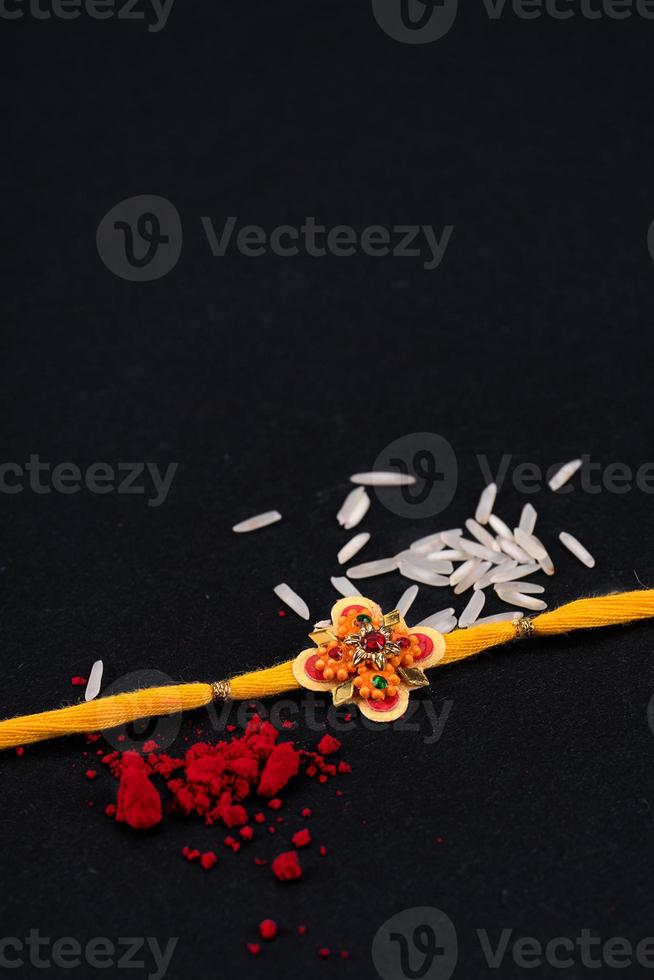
[0,590,653,751]
[0,683,213,750]
[229,660,298,700]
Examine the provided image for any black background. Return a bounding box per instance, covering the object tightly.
[2,2,654,978]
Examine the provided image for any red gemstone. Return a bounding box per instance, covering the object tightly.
[398,637,411,649]
[364,631,386,652]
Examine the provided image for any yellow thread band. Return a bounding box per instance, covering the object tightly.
[0,589,652,751]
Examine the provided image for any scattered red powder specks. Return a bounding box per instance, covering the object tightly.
[141,739,159,754]
[239,826,254,841]
[301,807,312,818]
[340,951,350,959]
[268,798,283,811]
[317,734,341,756]
[318,948,331,958]
[246,943,261,956]
[278,610,286,617]
[291,828,311,848]
[435,836,445,845]
[297,925,307,936]
[319,845,327,857]
[282,720,295,729]
[71,676,87,686]
[15,747,24,757]
[254,812,266,824]
[115,752,162,830]
[200,851,218,871]
[85,769,97,780]
[104,804,116,818]
[259,919,278,941]
[272,850,302,882]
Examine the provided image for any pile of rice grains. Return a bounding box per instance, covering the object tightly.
[59,712,352,960]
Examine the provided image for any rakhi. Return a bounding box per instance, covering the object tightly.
[1,588,653,751]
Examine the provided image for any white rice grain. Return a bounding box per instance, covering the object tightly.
[337,486,365,526]
[473,565,503,591]
[409,532,444,554]
[434,549,468,561]
[85,660,104,702]
[513,528,549,562]
[399,559,450,587]
[331,576,357,598]
[490,562,538,583]
[232,510,282,533]
[350,471,416,486]
[518,503,537,536]
[475,483,497,524]
[488,514,514,540]
[396,584,419,619]
[559,531,596,568]
[337,532,371,566]
[395,551,453,575]
[538,553,556,576]
[454,561,491,596]
[548,458,582,492]
[449,558,478,588]
[459,589,486,628]
[458,539,506,564]
[440,529,464,548]
[495,589,548,611]
[418,613,457,633]
[475,611,524,625]
[493,580,545,595]
[343,489,371,529]
[498,538,532,563]
[465,518,502,552]
[417,606,455,628]
[347,557,398,579]
[274,583,310,620]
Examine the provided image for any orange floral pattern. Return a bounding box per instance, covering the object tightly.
[292,595,445,722]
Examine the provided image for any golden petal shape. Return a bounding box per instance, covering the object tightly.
[397,665,430,688]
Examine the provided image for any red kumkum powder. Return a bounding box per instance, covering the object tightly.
[92,715,350,886]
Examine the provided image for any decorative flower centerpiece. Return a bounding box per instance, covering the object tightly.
[292,596,445,722]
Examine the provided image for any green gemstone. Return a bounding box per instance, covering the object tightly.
[356,614,371,624]
[372,674,388,690]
